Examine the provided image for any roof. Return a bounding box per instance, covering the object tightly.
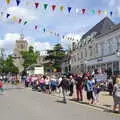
[81,17,115,40]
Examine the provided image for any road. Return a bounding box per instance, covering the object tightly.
[0,85,119,120]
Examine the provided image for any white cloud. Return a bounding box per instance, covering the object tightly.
[0,33,52,56]
[7,6,37,21]
[108,0,120,17]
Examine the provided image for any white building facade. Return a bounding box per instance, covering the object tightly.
[70,17,120,74]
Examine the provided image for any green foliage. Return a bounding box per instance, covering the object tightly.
[21,46,38,69]
[45,44,66,72]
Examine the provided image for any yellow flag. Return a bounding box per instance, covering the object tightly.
[12,16,17,22]
[60,6,64,11]
[6,0,10,4]
[104,10,107,15]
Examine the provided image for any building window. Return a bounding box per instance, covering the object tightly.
[89,46,92,56]
[21,44,24,49]
[85,48,87,57]
[116,35,120,50]
[81,51,83,58]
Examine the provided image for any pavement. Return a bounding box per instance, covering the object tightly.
[0,84,119,120]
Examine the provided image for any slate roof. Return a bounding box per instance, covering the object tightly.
[81,17,115,40]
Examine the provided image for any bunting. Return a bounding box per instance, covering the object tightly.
[12,16,17,22]
[35,2,39,8]
[98,10,101,15]
[68,7,72,13]
[6,0,10,4]
[35,25,38,30]
[44,4,48,10]
[51,5,56,11]
[91,10,95,15]
[18,18,22,23]
[82,9,86,14]
[16,0,21,6]
[60,6,64,11]
[24,21,28,25]
[6,13,10,18]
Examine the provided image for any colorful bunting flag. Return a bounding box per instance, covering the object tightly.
[51,5,56,11]
[98,9,101,15]
[104,10,107,15]
[60,6,64,11]
[35,2,39,8]
[6,13,10,18]
[76,8,79,13]
[82,9,86,14]
[44,4,48,10]
[43,28,46,32]
[24,21,28,25]
[0,12,3,16]
[35,25,38,30]
[18,18,22,23]
[68,7,72,13]
[12,16,17,22]
[91,10,95,15]
[110,11,113,16]
[16,0,21,6]
[6,0,10,4]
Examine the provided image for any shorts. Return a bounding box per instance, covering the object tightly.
[87,91,93,100]
[113,96,120,105]
[45,85,49,89]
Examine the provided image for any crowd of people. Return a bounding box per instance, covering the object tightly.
[0,69,120,113]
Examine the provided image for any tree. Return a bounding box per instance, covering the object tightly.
[45,44,66,72]
[21,46,38,69]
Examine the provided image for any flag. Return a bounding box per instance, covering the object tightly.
[35,25,38,30]
[44,4,48,10]
[104,10,107,15]
[43,28,46,32]
[51,5,56,11]
[110,11,113,16]
[98,9,101,15]
[60,6,64,11]
[16,0,21,6]
[35,2,39,8]
[68,7,72,13]
[6,0,10,4]
[6,13,10,18]
[12,16,17,22]
[24,21,28,25]
[91,10,95,15]
[82,9,86,14]
[76,8,79,13]
[18,18,22,23]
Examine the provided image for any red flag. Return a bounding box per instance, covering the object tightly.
[82,9,86,14]
[35,25,38,30]
[51,5,56,11]
[98,10,101,15]
[35,2,39,8]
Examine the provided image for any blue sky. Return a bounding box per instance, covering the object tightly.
[0,0,119,54]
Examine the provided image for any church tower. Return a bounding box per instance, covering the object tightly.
[13,34,28,73]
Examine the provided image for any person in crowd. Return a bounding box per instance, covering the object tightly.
[58,75,69,103]
[107,76,113,95]
[69,75,74,96]
[39,76,45,92]
[0,79,4,94]
[75,73,83,101]
[45,76,50,94]
[50,75,57,93]
[57,76,63,94]
[113,75,120,113]
[85,76,94,104]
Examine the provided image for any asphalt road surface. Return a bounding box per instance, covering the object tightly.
[0,85,119,120]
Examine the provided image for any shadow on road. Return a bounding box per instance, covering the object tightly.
[4,87,24,91]
[56,100,67,104]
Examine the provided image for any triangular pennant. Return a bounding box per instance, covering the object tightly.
[68,7,72,13]
[76,8,79,13]
[82,9,86,14]
[91,10,95,15]
[12,16,17,22]
[6,0,10,4]
[24,21,28,25]
[62,36,65,39]
[0,12,3,16]
[44,4,48,10]
[51,5,56,11]
[35,25,38,30]
[6,13,10,18]
[104,10,107,15]
[16,0,21,6]
[43,28,46,32]
[98,9,101,15]
[110,11,113,16]
[35,2,39,8]
[60,6,64,11]
[18,18,22,23]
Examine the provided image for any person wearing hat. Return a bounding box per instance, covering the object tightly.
[113,75,120,112]
[58,75,69,103]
